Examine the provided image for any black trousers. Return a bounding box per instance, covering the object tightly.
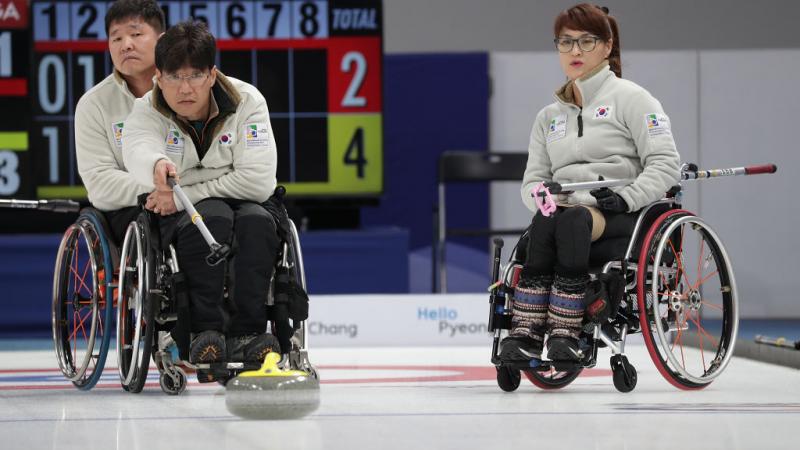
[159,199,281,336]
[103,206,141,246]
[525,206,637,276]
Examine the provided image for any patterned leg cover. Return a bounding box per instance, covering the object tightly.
[510,274,553,344]
[548,273,589,340]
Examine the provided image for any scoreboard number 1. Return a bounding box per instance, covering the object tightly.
[42,126,59,183]
[0,32,10,77]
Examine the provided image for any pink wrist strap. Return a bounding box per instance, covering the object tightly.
[532,182,557,217]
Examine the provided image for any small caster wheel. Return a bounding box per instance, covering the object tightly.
[160,368,187,395]
[496,365,521,392]
[611,355,637,393]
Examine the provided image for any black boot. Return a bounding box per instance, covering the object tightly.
[499,334,544,362]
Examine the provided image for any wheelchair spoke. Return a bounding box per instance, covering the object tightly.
[694,311,707,372]
[687,313,719,348]
[693,270,719,291]
[69,308,90,342]
[696,238,705,287]
[700,299,723,311]
[669,238,693,292]
[670,318,685,352]
[69,264,92,298]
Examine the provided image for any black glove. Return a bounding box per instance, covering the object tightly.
[590,187,628,212]
[541,181,561,194]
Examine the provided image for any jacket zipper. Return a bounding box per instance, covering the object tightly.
[577,108,583,138]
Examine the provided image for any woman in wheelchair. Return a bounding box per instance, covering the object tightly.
[122,22,285,381]
[499,3,681,364]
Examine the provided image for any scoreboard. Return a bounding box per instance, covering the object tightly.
[0,0,383,201]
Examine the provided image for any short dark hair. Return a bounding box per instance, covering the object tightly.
[155,21,216,74]
[105,0,165,34]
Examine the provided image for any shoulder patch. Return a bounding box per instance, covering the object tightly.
[546,114,567,144]
[165,129,185,154]
[244,122,270,148]
[112,122,124,148]
[644,113,671,138]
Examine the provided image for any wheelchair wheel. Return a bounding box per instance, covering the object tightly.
[159,367,187,396]
[117,217,156,393]
[496,366,521,392]
[51,212,114,390]
[637,210,738,390]
[524,367,582,390]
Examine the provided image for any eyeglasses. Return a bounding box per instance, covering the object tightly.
[161,72,210,87]
[554,35,601,53]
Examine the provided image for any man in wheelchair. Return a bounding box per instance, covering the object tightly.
[499,4,682,364]
[121,21,284,381]
[75,0,164,243]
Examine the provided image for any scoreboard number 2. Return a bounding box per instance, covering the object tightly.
[341,51,366,107]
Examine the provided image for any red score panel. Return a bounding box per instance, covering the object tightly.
[0,0,28,29]
[327,37,381,114]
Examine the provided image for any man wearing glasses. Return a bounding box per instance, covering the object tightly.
[122,21,282,381]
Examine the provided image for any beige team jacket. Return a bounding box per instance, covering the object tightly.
[122,73,277,210]
[74,72,150,211]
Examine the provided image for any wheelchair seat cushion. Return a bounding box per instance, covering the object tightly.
[588,237,629,267]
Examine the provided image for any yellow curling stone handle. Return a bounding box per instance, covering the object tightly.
[238,352,310,378]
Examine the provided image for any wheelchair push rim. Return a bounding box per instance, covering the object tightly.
[116,219,154,392]
[637,210,738,389]
[51,216,113,389]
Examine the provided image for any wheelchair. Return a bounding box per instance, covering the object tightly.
[487,163,776,393]
[50,188,315,395]
[51,207,117,390]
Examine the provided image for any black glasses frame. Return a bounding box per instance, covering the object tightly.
[554,36,602,53]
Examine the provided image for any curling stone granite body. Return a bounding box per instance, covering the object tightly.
[225,353,320,420]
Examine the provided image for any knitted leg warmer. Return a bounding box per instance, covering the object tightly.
[548,273,589,340]
[510,273,552,343]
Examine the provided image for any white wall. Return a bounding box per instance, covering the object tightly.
[488,49,797,318]
[383,0,800,53]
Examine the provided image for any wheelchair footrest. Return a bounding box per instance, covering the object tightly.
[502,359,584,372]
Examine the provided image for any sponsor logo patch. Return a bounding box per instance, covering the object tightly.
[112,122,124,148]
[244,122,269,148]
[165,129,184,153]
[546,114,568,144]
[645,113,671,138]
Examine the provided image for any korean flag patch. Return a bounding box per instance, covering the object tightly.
[594,105,612,119]
[218,132,234,146]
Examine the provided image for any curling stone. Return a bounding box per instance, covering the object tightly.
[225,352,320,420]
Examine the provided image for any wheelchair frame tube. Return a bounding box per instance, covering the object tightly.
[0,198,80,213]
[681,163,777,180]
[556,179,632,193]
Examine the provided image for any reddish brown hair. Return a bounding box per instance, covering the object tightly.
[554,4,621,77]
